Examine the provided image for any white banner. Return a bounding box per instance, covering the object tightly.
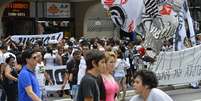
[177,0,196,50]
[101,0,144,32]
[185,0,196,46]
[10,32,63,45]
[45,65,70,91]
[149,45,201,85]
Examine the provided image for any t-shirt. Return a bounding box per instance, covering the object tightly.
[44,53,56,66]
[77,73,100,101]
[18,66,40,101]
[35,62,46,89]
[77,56,86,85]
[114,59,130,78]
[129,88,173,101]
[66,59,80,85]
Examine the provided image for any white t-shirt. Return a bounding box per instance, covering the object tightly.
[77,56,86,85]
[114,58,130,78]
[44,53,56,66]
[130,88,173,101]
[35,62,46,89]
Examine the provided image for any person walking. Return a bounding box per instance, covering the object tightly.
[114,49,130,101]
[98,51,119,101]
[77,49,106,101]
[4,56,18,101]
[61,50,81,100]
[18,49,41,101]
[130,70,173,101]
[77,41,90,86]
[35,50,52,101]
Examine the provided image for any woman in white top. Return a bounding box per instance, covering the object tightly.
[130,70,173,101]
[44,47,56,66]
[114,49,130,101]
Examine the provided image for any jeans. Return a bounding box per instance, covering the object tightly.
[40,88,47,101]
[0,88,6,101]
[71,85,79,101]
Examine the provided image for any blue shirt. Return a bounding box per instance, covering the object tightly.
[18,65,40,101]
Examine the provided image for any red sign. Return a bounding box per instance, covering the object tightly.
[4,1,30,17]
[7,2,29,9]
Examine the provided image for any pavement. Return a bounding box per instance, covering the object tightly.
[48,84,201,101]
[124,84,201,101]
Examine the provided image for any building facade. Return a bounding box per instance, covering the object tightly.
[0,0,200,39]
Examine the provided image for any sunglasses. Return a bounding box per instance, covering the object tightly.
[31,56,37,60]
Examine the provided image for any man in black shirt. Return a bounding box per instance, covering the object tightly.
[77,50,106,101]
[61,50,81,100]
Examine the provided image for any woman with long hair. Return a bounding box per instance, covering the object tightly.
[4,56,18,101]
[98,51,119,101]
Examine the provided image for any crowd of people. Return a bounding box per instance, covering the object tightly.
[0,36,174,101]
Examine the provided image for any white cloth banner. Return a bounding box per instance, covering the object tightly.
[149,44,201,85]
[177,18,187,50]
[45,65,70,91]
[10,32,63,45]
[177,0,196,50]
[186,5,196,46]
[101,0,144,32]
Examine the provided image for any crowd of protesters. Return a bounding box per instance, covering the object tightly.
[0,35,174,101]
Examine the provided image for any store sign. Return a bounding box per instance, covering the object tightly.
[4,1,30,17]
[47,2,70,18]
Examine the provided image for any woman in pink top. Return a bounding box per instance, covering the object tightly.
[99,51,119,101]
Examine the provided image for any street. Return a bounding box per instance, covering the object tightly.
[169,88,201,101]
[48,87,201,101]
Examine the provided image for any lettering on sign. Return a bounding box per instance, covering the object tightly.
[45,65,69,91]
[11,32,63,45]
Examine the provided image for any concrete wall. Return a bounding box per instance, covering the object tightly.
[83,3,115,38]
[0,0,34,36]
[72,1,98,38]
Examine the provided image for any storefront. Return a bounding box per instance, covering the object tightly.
[2,1,74,38]
[2,1,35,37]
[37,2,74,38]
[37,18,74,38]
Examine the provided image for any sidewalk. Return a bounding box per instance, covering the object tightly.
[124,84,201,97]
[50,85,201,101]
